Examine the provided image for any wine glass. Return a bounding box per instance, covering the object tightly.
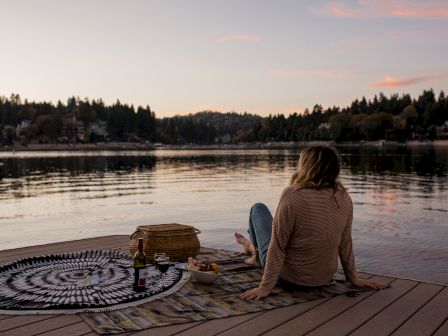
[157,256,170,276]
[154,252,166,267]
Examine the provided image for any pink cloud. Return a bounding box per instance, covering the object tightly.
[318,1,448,18]
[369,0,448,17]
[218,34,262,43]
[327,3,361,17]
[267,68,354,78]
[369,73,448,88]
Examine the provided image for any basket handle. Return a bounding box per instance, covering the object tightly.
[130,230,139,240]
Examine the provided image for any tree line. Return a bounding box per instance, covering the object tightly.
[1,89,447,146]
[0,95,156,144]
[254,90,447,142]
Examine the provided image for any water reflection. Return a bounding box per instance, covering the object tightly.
[0,155,157,200]
[2,146,446,180]
[0,155,157,178]
[0,147,447,284]
[339,146,447,177]
[338,146,447,198]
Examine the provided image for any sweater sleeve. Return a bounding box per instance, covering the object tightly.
[260,189,295,290]
[338,201,357,282]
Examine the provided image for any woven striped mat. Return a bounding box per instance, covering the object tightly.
[81,247,373,334]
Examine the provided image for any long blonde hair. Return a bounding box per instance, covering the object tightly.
[290,146,341,190]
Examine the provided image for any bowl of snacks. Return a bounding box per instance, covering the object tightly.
[187,257,221,285]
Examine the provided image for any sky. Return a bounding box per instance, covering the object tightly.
[1,0,447,117]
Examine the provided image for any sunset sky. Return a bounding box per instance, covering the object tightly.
[1,0,447,117]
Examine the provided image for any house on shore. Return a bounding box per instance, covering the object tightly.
[89,120,108,141]
[60,116,85,143]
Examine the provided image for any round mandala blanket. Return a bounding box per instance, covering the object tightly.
[0,250,189,314]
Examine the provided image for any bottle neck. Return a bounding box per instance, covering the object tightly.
[138,239,143,252]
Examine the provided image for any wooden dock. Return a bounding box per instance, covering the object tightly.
[0,235,447,336]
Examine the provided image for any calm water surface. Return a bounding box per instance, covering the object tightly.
[0,146,447,284]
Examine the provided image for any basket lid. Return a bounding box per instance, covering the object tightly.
[136,223,196,233]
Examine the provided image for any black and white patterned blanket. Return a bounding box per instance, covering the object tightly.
[0,250,189,314]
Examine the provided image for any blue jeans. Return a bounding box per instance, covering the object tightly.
[247,203,273,267]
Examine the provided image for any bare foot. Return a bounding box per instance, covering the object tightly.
[235,233,255,256]
[244,254,261,267]
[235,232,261,267]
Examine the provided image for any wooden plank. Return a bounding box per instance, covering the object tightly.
[261,275,392,336]
[0,315,55,332]
[1,315,83,336]
[217,274,376,336]
[433,318,448,336]
[1,236,445,336]
[174,312,262,336]
[350,283,443,336]
[0,235,127,258]
[37,321,93,336]
[0,235,128,260]
[0,240,127,264]
[217,299,327,336]
[185,274,375,336]
[303,278,416,336]
[0,236,129,265]
[391,287,448,336]
[0,242,129,264]
[130,321,204,336]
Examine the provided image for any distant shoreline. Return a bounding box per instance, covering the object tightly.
[1,140,448,152]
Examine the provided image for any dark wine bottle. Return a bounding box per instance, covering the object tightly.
[133,238,147,292]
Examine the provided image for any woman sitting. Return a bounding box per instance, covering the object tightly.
[236,146,384,300]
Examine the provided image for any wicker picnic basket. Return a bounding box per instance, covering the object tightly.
[129,223,201,262]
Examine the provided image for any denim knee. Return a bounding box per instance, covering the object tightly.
[251,203,270,215]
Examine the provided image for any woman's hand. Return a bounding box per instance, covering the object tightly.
[240,286,270,300]
[351,277,385,289]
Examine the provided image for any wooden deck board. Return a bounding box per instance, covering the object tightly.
[433,317,448,336]
[174,312,263,336]
[0,235,129,264]
[130,321,204,336]
[391,287,448,336]
[216,299,328,336]
[291,277,413,336]
[0,315,56,332]
[263,275,395,336]
[38,321,94,336]
[0,235,126,256]
[350,283,443,336]
[0,235,446,336]
[218,274,378,336]
[1,316,87,336]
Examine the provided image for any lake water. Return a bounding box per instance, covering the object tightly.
[0,146,447,284]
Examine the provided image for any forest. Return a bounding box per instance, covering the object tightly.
[0,89,447,146]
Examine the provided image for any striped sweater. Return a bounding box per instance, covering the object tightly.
[260,184,356,290]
